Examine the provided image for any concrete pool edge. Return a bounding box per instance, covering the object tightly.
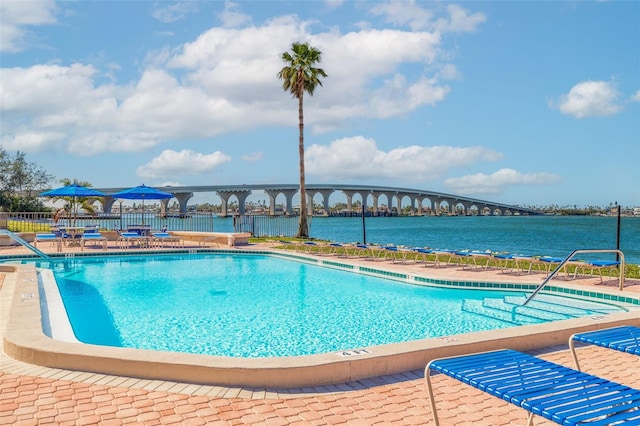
[3,262,640,389]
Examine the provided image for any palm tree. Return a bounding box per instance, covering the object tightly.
[277,42,327,238]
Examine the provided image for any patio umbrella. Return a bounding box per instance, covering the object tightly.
[40,184,106,226]
[111,184,173,225]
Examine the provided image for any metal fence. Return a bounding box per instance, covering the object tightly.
[1,211,303,238]
[1,212,216,233]
[233,215,300,238]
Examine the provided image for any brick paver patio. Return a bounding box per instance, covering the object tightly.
[1,241,639,425]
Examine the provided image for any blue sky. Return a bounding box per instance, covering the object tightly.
[1,0,639,208]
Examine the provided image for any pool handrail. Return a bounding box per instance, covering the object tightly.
[0,229,57,264]
[523,249,625,306]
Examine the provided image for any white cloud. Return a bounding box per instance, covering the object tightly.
[442,4,487,33]
[444,168,561,195]
[218,1,252,28]
[158,181,185,187]
[137,149,232,179]
[151,1,199,23]
[0,0,57,52]
[306,136,502,182]
[369,1,485,33]
[631,90,640,103]
[552,80,622,118]
[1,5,480,156]
[242,152,263,162]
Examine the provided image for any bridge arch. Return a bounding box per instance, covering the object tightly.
[93,184,541,218]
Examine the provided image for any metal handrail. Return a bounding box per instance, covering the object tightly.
[0,229,57,264]
[523,249,626,306]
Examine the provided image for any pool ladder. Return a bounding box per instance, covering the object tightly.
[523,249,625,306]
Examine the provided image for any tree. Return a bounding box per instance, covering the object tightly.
[0,147,53,212]
[277,42,327,238]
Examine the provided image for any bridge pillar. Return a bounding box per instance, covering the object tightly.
[264,189,298,215]
[434,199,447,215]
[217,190,252,217]
[378,192,393,214]
[342,191,356,212]
[311,190,333,216]
[396,193,403,215]
[102,196,116,214]
[264,190,277,215]
[171,192,193,214]
[217,192,231,217]
[371,193,379,215]
[416,198,423,216]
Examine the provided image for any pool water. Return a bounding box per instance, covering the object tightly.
[49,253,614,357]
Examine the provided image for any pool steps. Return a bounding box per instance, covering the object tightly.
[462,294,622,325]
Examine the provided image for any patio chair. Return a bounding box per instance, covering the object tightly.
[150,232,182,248]
[425,349,640,426]
[81,232,108,251]
[413,248,439,267]
[571,260,620,283]
[569,325,640,371]
[382,246,410,264]
[118,231,150,249]
[328,242,348,257]
[33,233,62,252]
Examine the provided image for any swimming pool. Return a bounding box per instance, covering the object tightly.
[48,253,626,357]
[4,250,639,388]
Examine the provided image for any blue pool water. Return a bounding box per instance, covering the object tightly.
[51,253,622,358]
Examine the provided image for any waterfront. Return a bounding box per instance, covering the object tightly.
[221,215,640,264]
[4,212,639,264]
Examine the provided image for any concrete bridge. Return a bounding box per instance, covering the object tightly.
[93,184,541,217]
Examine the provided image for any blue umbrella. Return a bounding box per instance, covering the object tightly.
[40,184,106,226]
[111,184,173,224]
[40,183,106,198]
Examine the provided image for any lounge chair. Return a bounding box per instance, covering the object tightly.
[571,260,620,282]
[328,243,347,257]
[425,349,640,426]
[413,248,435,266]
[569,325,640,371]
[431,249,456,267]
[536,256,568,276]
[81,232,108,251]
[383,246,411,264]
[150,232,182,248]
[118,231,150,249]
[33,233,62,252]
[495,254,537,274]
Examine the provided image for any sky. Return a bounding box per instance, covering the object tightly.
[1,0,639,209]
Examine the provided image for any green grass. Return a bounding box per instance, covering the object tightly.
[7,220,51,233]
[265,240,640,280]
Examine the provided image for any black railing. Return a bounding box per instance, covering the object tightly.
[1,212,216,233]
[233,215,299,238]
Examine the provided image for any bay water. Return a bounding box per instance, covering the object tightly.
[215,215,640,264]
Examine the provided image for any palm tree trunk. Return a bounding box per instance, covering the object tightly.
[297,92,309,238]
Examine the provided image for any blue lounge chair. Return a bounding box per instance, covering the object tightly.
[569,325,640,371]
[572,260,621,282]
[425,349,640,425]
[150,232,182,248]
[328,242,347,257]
[118,231,150,249]
[33,233,62,252]
[81,232,108,251]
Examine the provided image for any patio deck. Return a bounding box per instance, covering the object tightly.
[1,241,639,425]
